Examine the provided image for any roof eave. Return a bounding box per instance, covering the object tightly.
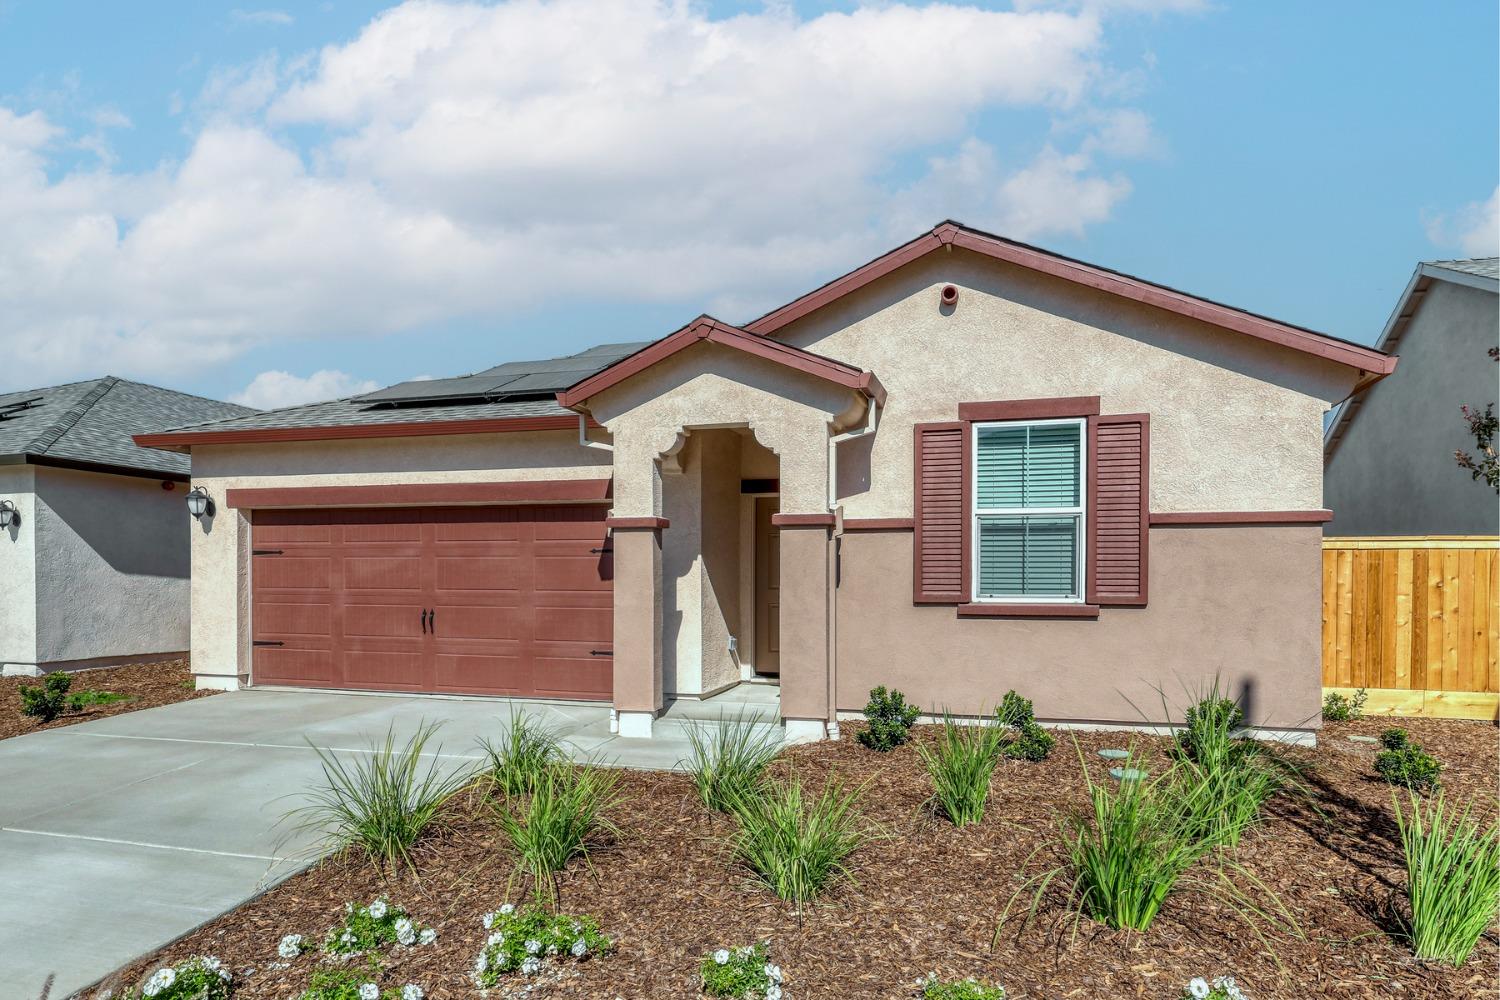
[133,414,595,452]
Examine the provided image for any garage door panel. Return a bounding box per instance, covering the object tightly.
[433,651,528,694]
[534,606,611,643]
[254,601,331,637]
[532,654,612,699]
[254,648,334,686]
[431,604,527,641]
[256,557,332,590]
[343,604,425,639]
[344,650,428,690]
[435,556,523,592]
[343,557,424,591]
[534,553,612,591]
[340,521,424,543]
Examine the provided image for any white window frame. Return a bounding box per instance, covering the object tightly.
[970,416,1087,604]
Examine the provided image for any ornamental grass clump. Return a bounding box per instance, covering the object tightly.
[287,721,476,870]
[700,942,783,999]
[917,973,1006,999]
[477,708,565,797]
[857,686,920,751]
[1376,727,1443,792]
[494,763,622,910]
[323,898,437,954]
[728,773,874,911]
[1168,689,1291,848]
[684,710,783,812]
[128,956,232,1000]
[1393,791,1500,966]
[470,903,611,985]
[918,713,1003,827]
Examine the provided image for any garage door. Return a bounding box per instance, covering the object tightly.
[250,505,613,699]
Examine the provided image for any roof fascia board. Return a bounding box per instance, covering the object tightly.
[134,414,594,452]
[1419,262,1500,294]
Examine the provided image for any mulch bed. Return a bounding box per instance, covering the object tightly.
[0,657,217,741]
[94,717,1497,1000]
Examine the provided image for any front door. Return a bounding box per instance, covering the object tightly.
[753,496,780,677]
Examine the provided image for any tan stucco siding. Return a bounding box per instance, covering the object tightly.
[775,249,1355,517]
[835,525,1323,729]
[0,465,38,670]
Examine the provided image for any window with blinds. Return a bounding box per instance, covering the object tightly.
[972,419,1085,601]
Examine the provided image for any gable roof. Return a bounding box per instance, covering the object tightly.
[556,316,884,409]
[744,221,1399,380]
[0,377,254,479]
[1325,257,1499,457]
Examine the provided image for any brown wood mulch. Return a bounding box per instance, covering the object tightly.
[0,657,217,741]
[94,717,1498,1000]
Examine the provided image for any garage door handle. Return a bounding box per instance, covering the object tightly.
[253,640,284,647]
[589,649,612,657]
[429,609,435,633]
[252,549,283,556]
[421,609,429,633]
[590,547,611,554]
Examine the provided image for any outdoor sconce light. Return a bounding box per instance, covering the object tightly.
[0,499,17,528]
[185,487,214,519]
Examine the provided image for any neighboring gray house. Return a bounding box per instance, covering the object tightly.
[0,377,253,676]
[1325,259,1500,536]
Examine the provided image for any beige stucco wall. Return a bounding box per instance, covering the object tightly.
[775,248,1355,517]
[32,467,190,667]
[186,430,610,687]
[835,525,1324,730]
[0,465,38,671]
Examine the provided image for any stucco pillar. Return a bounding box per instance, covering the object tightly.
[608,518,666,738]
[775,516,834,742]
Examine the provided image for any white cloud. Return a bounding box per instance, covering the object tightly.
[230,9,293,26]
[1424,186,1500,259]
[232,369,379,409]
[0,0,1183,390]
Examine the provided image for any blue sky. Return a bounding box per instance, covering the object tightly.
[0,0,1494,408]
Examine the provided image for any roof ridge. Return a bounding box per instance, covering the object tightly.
[110,377,261,413]
[27,376,118,456]
[150,395,349,436]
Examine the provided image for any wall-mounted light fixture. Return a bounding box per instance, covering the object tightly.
[0,499,17,528]
[185,487,214,519]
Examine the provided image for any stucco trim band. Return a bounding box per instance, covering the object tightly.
[224,479,613,509]
[958,396,1101,421]
[1151,510,1333,525]
[606,516,670,530]
[957,603,1100,618]
[842,518,916,531]
[771,513,837,527]
[134,414,593,453]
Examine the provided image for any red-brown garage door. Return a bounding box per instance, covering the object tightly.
[250,505,613,699]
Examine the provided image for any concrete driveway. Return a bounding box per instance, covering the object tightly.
[0,686,779,999]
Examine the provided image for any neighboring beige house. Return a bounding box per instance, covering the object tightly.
[137,222,1395,741]
[0,378,253,676]
[1325,258,1500,536]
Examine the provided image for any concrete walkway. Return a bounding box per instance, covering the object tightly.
[0,685,782,999]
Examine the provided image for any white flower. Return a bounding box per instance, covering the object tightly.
[359,983,380,1000]
[482,912,495,929]
[143,967,176,998]
[713,949,730,965]
[487,931,506,946]
[525,938,542,955]
[419,928,437,946]
[521,956,542,975]
[1188,979,1212,1000]
[475,952,489,973]
[394,918,415,946]
[401,986,424,1000]
[499,903,515,915]
[766,986,782,1000]
[277,934,304,959]
[571,938,588,958]
[368,900,388,920]
[340,931,356,945]
[765,963,783,983]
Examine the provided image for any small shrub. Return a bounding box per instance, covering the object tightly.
[299,964,426,1000]
[19,672,73,722]
[993,691,1054,761]
[729,773,873,910]
[1381,727,1411,750]
[494,764,622,909]
[127,956,231,1000]
[918,973,1006,999]
[1376,737,1442,792]
[918,713,1002,827]
[471,904,611,984]
[996,690,1034,729]
[1394,791,1500,966]
[324,898,437,954]
[857,686,920,751]
[684,711,783,812]
[287,721,476,870]
[700,942,783,999]
[1320,688,1367,722]
[477,708,565,797]
[1181,975,1249,1000]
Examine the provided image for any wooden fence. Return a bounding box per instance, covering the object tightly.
[1322,536,1499,720]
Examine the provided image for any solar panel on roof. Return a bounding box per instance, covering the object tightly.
[353,341,652,407]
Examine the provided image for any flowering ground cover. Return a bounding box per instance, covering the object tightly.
[0,657,215,740]
[94,716,1496,999]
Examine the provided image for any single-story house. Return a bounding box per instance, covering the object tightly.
[1325,257,1499,536]
[136,222,1396,741]
[1,377,253,676]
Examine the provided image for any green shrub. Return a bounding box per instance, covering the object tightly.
[857,686,920,751]
[19,672,73,722]
[477,709,564,797]
[286,721,475,870]
[996,690,1034,728]
[918,714,1003,827]
[494,763,622,910]
[918,974,1007,999]
[700,942,782,999]
[1381,727,1411,750]
[298,963,425,1000]
[728,773,873,911]
[993,690,1054,761]
[1393,791,1500,966]
[1321,688,1367,722]
[1376,732,1442,792]
[472,905,611,985]
[323,898,436,954]
[126,955,231,1000]
[683,711,782,812]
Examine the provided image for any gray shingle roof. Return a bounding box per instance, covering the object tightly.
[1426,258,1499,281]
[0,378,254,476]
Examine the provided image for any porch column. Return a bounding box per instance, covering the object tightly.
[607,516,666,738]
[774,514,835,742]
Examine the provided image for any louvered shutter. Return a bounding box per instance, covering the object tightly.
[1088,413,1149,606]
[913,422,967,603]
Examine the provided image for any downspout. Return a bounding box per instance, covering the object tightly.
[578,412,618,732]
[824,395,881,740]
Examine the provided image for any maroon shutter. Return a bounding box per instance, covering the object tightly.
[1088,413,1149,606]
[913,422,967,603]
